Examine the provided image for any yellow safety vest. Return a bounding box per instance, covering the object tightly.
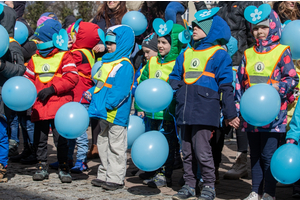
[183,46,224,84]
[32,51,66,83]
[148,57,175,81]
[244,44,289,86]
[9,37,20,45]
[71,48,95,79]
[93,57,133,93]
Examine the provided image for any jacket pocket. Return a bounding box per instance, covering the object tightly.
[197,87,220,100]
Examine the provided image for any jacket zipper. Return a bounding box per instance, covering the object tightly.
[182,84,188,124]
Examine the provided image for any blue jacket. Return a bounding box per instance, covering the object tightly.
[169,15,237,127]
[88,25,135,127]
[287,101,300,142]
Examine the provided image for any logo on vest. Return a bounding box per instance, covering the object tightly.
[155,70,162,78]
[190,58,200,68]
[42,64,50,72]
[254,62,265,72]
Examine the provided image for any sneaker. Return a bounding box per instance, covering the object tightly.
[70,160,88,173]
[198,186,215,200]
[101,181,124,190]
[91,178,106,187]
[0,163,7,183]
[139,171,156,180]
[8,139,19,157]
[50,160,73,170]
[261,193,275,200]
[244,191,261,200]
[33,162,49,181]
[224,152,248,180]
[20,154,38,165]
[58,163,72,183]
[147,173,172,188]
[172,184,196,200]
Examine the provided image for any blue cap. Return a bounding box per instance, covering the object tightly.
[33,19,62,43]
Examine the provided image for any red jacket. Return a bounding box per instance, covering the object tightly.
[24,49,79,122]
[71,22,100,103]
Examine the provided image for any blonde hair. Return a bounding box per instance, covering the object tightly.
[276,1,300,21]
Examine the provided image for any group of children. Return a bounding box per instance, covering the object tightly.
[0,2,300,200]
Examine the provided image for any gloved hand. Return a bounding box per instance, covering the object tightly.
[37,86,56,102]
[286,138,298,145]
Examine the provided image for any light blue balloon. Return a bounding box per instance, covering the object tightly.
[131,131,169,171]
[135,79,173,113]
[0,24,9,57]
[54,102,90,139]
[271,144,300,184]
[121,11,147,36]
[14,21,28,45]
[240,83,281,127]
[127,115,145,149]
[281,20,300,60]
[91,61,102,84]
[2,76,37,111]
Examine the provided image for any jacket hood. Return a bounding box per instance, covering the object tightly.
[13,1,26,18]
[102,25,135,62]
[193,15,231,50]
[253,10,282,52]
[72,22,100,50]
[0,5,16,37]
[158,23,185,62]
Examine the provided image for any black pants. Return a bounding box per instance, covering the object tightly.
[34,119,68,163]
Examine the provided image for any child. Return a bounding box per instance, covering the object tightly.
[24,19,79,183]
[135,22,185,188]
[0,4,26,182]
[87,25,135,191]
[236,5,299,200]
[169,9,239,200]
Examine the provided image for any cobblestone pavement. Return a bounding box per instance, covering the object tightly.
[0,129,294,200]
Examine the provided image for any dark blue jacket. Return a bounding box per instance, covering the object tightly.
[169,15,237,127]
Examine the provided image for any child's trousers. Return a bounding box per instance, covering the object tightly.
[181,124,215,189]
[97,119,127,185]
[34,119,68,164]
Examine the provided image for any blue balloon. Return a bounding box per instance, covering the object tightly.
[14,21,28,45]
[271,144,300,184]
[281,20,300,60]
[0,24,9,57]
[131,131,169,171]
[121,11,147,36]
[91,61,102,84]
[240,84,281,127]
[55,102,90,139]
[127,115,145,149]
[2,76,37,111]
[135,79,173,113]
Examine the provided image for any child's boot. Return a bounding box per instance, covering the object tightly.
[33,161,49,181]
[58,162,72,183]
[70,160,88,173]
[87,144,99,159]
[0,163,7,183]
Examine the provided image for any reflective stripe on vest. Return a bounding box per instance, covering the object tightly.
[244,44,289,86]
[148,57,175,81]
[9,37,20,46]
[93,57,133,94]
[183,46,224,84]
[71,49,95,79]
[32,51,66,83]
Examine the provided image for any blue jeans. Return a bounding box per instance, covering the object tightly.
[165,2,186,23]
[9,112,34,145]
[9,112,19,143]
[247,132,283,196]
[67,104,89,162]
[0,118,8,166]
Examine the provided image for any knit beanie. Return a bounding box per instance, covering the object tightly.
[192,18,213,35]
[37,16,52,27]
[34,19,62,42]
[142,32,158,52]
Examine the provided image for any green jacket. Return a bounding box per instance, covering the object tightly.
[135,24,185,120]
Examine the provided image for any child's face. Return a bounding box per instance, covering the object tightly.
[252,26,269,40]
[106,42,116,53]
[192,25,207,41]
[157,37,171,57]
[142,46,158,60]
